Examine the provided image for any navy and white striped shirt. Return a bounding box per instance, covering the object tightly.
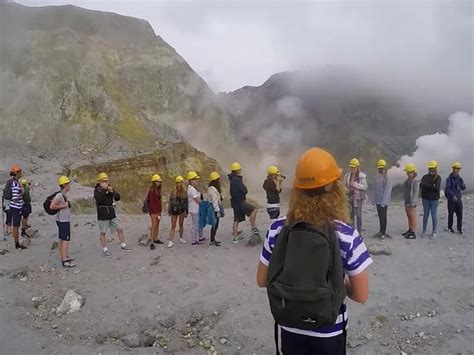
[9,179,24,210]
[260,217,373,338]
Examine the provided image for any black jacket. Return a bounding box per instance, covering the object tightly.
[94,184,121,220]
[263,176,281,204]
[420,174,441,201]
[228,173,247,206]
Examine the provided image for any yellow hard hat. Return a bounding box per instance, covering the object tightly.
[404,163,416,173]
[267,165,279,175]
[97,172,109,181]
[209,172,220,181]
[427,160,438,169]
[187,171,200,180]
[377,159,387,169]
[231,162,241,171]
[175,176,184,183]
[58,176,71,186]
[151,174,162,182]
[20,178,28,186]
[349,158,360,168]
[452,161,462,169]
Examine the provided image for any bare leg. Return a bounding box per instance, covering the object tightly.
[232,221,239,238]
[61,241,69,261]
[116,228,125,243]
[100,232,107,248]
[178,213,185,239]
[169,215,177,241]
[58,240,64,260]
[249,210,257,229]
[12,226,19,244]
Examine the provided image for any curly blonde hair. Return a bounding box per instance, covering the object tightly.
[286,179,349,228]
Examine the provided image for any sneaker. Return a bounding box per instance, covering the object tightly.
[15,244,27,250]
[121,245,132,251]
[404,231,416,240]
[150,243,155,250]
[380,234,386,241]
[155,239,164,245]
[447,228,455,234]
[251,228,261,235]
[167,240,174,248]
[103,250,112,257]
[429,233,437,240]
[402,230,410,237]
[232,237,240,244]
[65,256,75,262]
[372,232,382,238]
[198,237,207,243]
[457,230,463,235]
[62,260,76,268]
[179,238,187,244]
[209,241,221,247]
[192,241,202,246]
[421,232,427,238]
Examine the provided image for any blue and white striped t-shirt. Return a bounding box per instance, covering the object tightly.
[8,179,24,210]
[260,217,373,338]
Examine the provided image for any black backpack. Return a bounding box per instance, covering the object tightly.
[267,221,346,330]
[142,195,150,214]
[43,191,61,215]
[2,179,13,201]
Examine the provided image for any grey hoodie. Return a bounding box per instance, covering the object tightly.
[373,173,392,206]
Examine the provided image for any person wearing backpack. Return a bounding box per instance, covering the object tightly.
[420,160,442,239]
[444,161,466,235]
[49,176,75,268]
[208,172,223,247]
[257,148,372,355]
[187,171,205,246]
[344,158,367,235]
[94,172,131,257]
[167,176,188,248]
[7,164,27,250]
[148,174,164,250]
[20,178,32,237]
[402,163,419,240]
[372,160,393,240]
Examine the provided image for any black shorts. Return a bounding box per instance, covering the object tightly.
[22,203,32,218]
[281,328,346,355]
[266,207,280,220]
[56,221,71,241]
[10,207,22,228]
[233,201,256,223]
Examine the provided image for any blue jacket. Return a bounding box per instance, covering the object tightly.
[199,201,217,228]
[228,173,247,206]
[444,173,466,201]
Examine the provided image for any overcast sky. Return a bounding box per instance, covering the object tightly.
[16,0,474,95]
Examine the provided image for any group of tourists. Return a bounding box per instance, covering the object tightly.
[343,158,466,240]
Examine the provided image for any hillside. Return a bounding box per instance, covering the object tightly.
[219,69,453,174]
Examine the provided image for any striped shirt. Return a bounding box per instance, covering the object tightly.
[9,179,24,210]
[260,217,373,338]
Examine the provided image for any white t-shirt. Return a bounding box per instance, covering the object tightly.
[54,192,71,223]
[187,185,201,214]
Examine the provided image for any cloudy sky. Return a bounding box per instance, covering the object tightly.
[17,0,473,94]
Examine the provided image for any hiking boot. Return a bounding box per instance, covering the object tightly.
[121,245,132,251]
[447,227,455,234]
[179,238,187,244]
[167,240,174,248]
[404,231,416,239]
[155,239,164,245]
[103,250,112,257]
[150,243,155,250]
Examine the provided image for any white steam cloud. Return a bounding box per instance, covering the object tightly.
[389,112,474,191]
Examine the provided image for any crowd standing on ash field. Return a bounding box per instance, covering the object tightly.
[0,148,469,354]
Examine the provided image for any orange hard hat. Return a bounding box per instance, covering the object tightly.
[10,164,21,173]
[294,148,342,189]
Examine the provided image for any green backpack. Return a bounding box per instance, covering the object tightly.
[267,221,346,330]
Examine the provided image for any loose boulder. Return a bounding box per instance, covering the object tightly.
[56,290,85,316]
[367,243,392,256]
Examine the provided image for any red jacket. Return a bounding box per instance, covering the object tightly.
[148,189,162,214]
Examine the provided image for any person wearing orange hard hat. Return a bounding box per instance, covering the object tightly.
[257,147,372,354]
[344,158,368,235]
